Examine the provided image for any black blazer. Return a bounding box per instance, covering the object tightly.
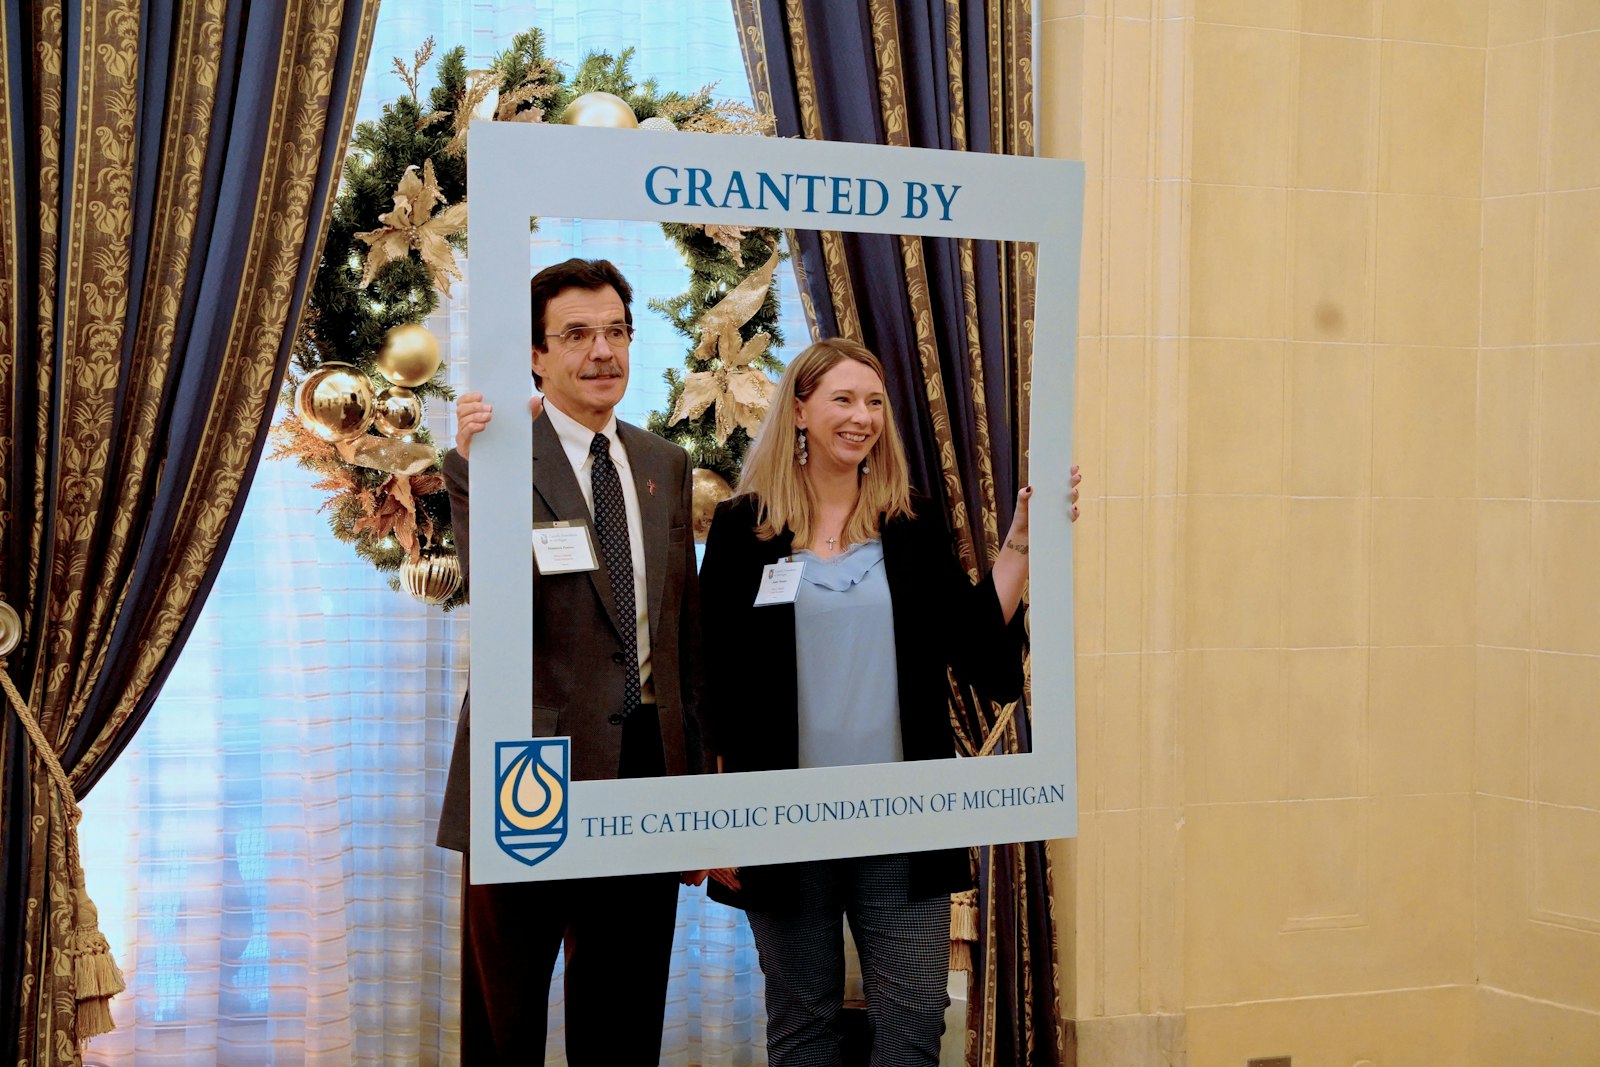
[699,492,1025,906]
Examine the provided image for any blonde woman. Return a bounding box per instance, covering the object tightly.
[699,338,1078,1066]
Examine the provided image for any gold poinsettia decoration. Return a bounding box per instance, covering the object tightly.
[669,333,775,443]
[670,245,782,443]
[689,244,779,364]
[701,223,753,265]
[356,160,468,296]
[351,471,445,560]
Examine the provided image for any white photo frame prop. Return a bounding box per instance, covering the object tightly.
[466,121,1082,883]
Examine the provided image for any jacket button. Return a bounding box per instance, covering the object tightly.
[608,713,624,726]
[611,651,626,664]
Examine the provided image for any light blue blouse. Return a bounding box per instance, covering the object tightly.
[792,539,903,769]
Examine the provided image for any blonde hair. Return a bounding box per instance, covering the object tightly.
[738,338,914,544]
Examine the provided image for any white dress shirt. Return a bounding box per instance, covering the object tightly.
[541,398,654,702]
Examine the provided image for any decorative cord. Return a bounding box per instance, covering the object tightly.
[0,652,126,1039]
[977,701,1017,757]
[0,661,83,833]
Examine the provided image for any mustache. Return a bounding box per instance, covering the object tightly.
[579,362,624,380]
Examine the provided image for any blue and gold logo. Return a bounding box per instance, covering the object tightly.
[494,739,568,867]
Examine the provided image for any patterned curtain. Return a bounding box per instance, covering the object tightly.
[730,2,1063,1065]
[0,2,377,1062]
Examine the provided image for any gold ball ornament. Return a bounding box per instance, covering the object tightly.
[372,386,424,438]
[560,91,639,129]
[690,468,734,543]
[375,323,442,388]
[400,547,463,605]
[294,363,376,442]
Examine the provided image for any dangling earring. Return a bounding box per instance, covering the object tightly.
[859,458,870,475]
[796,428,808,466]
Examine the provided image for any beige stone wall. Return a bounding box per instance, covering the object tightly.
[1038,0,1600,1062]
[1473,1,1600,1057]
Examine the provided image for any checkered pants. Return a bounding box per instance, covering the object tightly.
[746,853,951,1067]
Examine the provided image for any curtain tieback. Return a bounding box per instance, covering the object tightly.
[948,699,1020,972]
[977,701,1018,759]
[0,610,126,1043]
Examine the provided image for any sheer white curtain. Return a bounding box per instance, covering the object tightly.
[79,458,466,1067]
[78,2,806,1064]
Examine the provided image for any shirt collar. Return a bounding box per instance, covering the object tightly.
[542,397,621,469]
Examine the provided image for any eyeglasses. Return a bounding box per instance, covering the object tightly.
[548,323,634,351]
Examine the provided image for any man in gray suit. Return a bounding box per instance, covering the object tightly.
[437,258,706,1065]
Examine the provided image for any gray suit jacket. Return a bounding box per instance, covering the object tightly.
[435,414,707,853]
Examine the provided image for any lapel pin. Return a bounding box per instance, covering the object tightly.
[647,479,657,496]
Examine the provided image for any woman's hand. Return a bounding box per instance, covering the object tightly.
[1001,465,1081,555]
[1004,463,1081,556]
[684,760,742,892]
[1003,486,1032,555]
[683,868,742,891]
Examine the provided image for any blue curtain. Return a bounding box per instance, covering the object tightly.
[731,3,1063,1064]
[74,5,793,1063]
[0,0,377,1058]
[736,1,1026,548]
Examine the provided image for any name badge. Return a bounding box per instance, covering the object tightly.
[753,560,804,606]
[532,521,600,574]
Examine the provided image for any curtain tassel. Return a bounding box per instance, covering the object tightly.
[951,696,1019,972]
[949,888,979,971]
[0,638,125,1042]
[67,869,126,1038]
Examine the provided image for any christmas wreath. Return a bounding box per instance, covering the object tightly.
[274,29,788,608]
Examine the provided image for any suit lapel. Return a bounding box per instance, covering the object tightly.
[618,421,670,639]
[531,414,626,639]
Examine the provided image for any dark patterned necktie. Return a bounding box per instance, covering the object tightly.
[590,432,640,712]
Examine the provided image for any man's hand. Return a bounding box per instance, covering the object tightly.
[454,392,491,457]
[454,392,545,458]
